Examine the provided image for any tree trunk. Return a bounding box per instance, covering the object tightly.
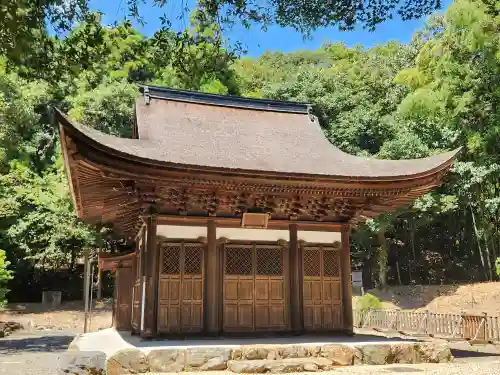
[396,258,403,285]
[491,234,498,281]
[409,224,416,283]
[470,205,488,281]
[484,232,493,281]
[376,231,389,290]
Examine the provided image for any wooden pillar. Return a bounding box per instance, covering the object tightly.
[341,225,354,334]
[139,227,146,334]
[83,249,90,333]
[141,215,158,338]
[289,223,303,333]
[205,220,219,334]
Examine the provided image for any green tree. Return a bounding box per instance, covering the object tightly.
[0,250,13,306]
[150,0,444,32]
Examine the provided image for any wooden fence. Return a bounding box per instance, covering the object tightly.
[353,309,500,343]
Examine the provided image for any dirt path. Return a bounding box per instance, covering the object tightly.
[0,300,113,334]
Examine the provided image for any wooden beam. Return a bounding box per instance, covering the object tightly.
[341,227,354,335]
[289,223,303,333]
[205,220,219,334]
[141,214,158,338]
[157,215,343,232]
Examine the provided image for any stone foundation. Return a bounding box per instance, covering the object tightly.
[63,337,453,374]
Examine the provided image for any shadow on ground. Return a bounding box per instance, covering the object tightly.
[451,348,500,358]
[0,334,74,355]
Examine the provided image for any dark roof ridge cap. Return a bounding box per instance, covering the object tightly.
[138,84,310,114]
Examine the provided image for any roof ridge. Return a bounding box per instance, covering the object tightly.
[138,84,311,114]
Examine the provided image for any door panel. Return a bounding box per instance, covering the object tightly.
[116,266,133,331]
[131,249,141,331]
[223,244,288,332]
[302,246,343,331]
[157,243,204,333]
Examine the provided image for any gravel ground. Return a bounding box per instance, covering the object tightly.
[0,330,75,375]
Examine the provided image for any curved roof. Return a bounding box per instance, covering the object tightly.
[56,85,459,181]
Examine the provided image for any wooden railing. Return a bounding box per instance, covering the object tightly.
[353,309,500,343]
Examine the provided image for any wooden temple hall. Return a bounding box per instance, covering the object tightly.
[56,85,458,338]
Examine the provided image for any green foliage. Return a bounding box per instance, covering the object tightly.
[149,0,442,32]
[0,250,13,306]
[0,160,99,270]
[0,0,88,61]
[496,258,500,277]
[356,293,383,311]
[68,80,137,137]
[0,59,52,171]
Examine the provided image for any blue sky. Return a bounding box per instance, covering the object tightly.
[89,0,452,56]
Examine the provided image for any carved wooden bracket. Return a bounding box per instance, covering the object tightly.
[277,239,288,247]
[217,237,229,245]
[197,236,208,244]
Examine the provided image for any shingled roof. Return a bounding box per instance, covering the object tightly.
[57,85,459,181]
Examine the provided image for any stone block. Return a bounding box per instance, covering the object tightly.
[241,347,270,360]
[389,343,418,364]
[320,344,362,366]
[228,358,333,373]
[146,349,185,373]
[281,345,308,358]
[185,347,231,370]
[200,356,228,371]
[357,344,393,365]
[58,351,106,375]
[416,342,453,363]
[107,349,149,375]
[227,360,267,373]
[303,363,319,372]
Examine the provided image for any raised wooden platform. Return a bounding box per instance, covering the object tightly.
[66,329,453,374]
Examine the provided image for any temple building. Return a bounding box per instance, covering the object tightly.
[56,85,458,337]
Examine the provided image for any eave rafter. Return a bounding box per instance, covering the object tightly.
[59,113,457,238]
[65,154,448,238]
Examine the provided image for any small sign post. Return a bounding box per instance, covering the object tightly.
[351,270,364,296]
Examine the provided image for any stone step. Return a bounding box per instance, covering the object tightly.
[64,334,454,374]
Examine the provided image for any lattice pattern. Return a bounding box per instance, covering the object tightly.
[256,247,283,275]
[162,245,180,274]
[303,249,321,276]
[225,246,252,275]
[184,245,203,274]
[323,250,340,277]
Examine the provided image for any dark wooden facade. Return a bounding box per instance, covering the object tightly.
[59,85,458,337]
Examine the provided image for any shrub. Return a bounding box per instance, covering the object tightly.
[356,293,383,311]
[0,250,13,307]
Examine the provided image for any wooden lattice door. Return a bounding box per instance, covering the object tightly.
[157,243,204,333]
[302,246,343,331]
[223,244,288,332]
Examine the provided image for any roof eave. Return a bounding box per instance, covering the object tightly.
[55,108,459,185]
[58,122,84,219]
